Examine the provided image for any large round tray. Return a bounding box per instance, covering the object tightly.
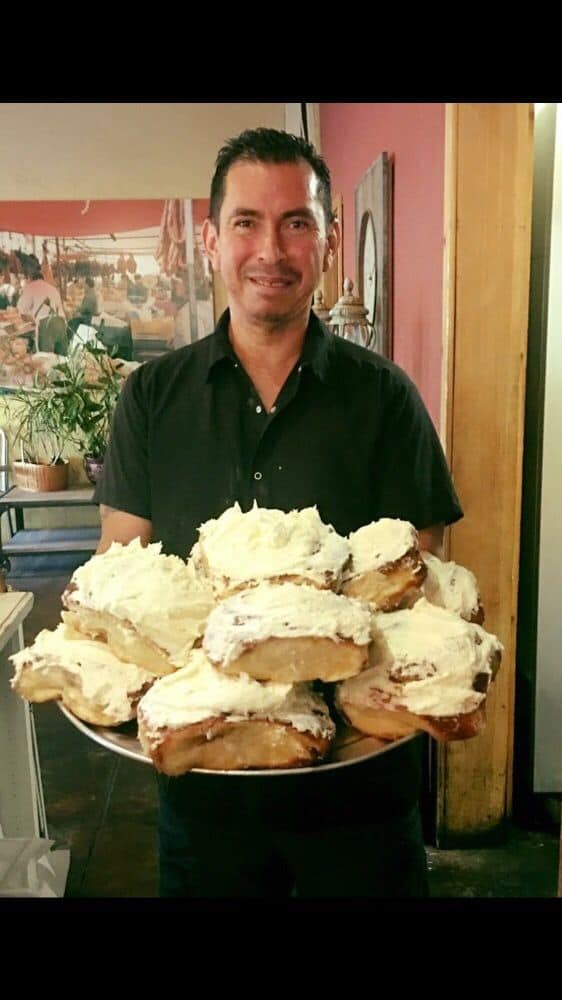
[58,703,417,777]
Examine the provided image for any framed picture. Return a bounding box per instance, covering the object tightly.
[0,198,214,392]
[319,193,344,312]
[355,152,393,357]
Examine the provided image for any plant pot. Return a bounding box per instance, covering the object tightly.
[13,460,69,492]
[84,455,104,485]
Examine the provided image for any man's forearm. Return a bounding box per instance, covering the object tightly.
[418,522,445,558]
[97,504,152,554]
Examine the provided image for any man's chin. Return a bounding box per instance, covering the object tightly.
[244,297,311,328]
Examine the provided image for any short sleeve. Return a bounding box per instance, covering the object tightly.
[373,367,463,529]
[93,367,151,518]
[17,286,31,315]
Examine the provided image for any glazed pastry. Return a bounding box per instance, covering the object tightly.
[203,581,372,683]
[420,550,485,624]
[341,518,426,611]
[193,502,350,598]
[10,621,154,727]
[62,537,215,676]
[137,648,336,774]
[335,598,503,742]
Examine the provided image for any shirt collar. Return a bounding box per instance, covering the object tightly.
[205,309,237,379]
[206,307,334,383]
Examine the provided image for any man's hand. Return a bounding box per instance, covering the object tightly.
[97,505,152,554]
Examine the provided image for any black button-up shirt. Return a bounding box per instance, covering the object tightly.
[95,309,463,823]
[96,309,462,558]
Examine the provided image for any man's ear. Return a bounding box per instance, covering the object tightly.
[202,217,220,272]
[323,218,341,273]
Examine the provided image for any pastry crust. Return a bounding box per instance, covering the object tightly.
[341,550,427,611]
[334,600,502,744]
[137,712,332,774]
[470,604,485,626]
[61,607,177,677]
[11,654,152,727]
[213,634,368,684]
[337,699,487,743]
[212,571,338,600]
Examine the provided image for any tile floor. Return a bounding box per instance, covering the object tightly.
[8,568,562,899]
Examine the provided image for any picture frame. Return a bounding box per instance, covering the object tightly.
[319,193,344,312]
[355,152,393,358]
[0,198,214,392]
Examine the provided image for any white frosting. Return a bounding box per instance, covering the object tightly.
[344,518,419,578]
[340,598,503,717]
[421,551,481,620]
[196,502,350,594]
[138,648,335,739]
[185,542,208,584]
[203,581,372,666]
[10,621,153,721]
[68,538,215,666]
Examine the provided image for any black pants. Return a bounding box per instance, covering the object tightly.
[156,739,428,898]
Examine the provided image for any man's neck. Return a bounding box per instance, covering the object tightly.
[227,307,310,411]
[228,306,309,369]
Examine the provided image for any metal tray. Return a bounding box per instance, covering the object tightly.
[58,702,417,777]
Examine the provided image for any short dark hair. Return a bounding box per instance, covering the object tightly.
[85,276,95,287]
[209,127,335,230]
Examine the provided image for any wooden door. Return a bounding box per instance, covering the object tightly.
[437,103,534,844]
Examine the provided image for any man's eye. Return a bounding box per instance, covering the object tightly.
[234,219,254,229]
[287,219,310,230]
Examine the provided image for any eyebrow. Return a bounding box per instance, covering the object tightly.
[227,207,317,222]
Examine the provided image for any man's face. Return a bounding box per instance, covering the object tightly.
[203,159,339,329]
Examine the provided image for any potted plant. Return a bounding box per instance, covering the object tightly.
[10,377,78,492]
[10,341,127,490]
[69,342,126,484]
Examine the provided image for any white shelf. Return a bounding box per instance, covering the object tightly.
[0,591,47,838]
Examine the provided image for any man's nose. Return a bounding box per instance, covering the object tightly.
[257,225,286,263]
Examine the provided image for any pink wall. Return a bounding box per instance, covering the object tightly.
[319,103,445,429]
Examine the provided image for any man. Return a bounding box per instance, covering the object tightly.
[77,276,101,320]
[95,127,463,897]
[17,264,66,351]
[128,273,149,306]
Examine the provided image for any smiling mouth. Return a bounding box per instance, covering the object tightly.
[248,276,294,288]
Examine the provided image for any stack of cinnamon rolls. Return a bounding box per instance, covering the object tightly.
[10,503,503,775]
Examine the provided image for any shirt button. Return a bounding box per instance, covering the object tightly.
[253,471,263,481]
[270,405,277,413]
[298,365,303,372]
[255,405,262,414]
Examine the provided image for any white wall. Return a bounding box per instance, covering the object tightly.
[0,103,284,199]
[535,103,562,791]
